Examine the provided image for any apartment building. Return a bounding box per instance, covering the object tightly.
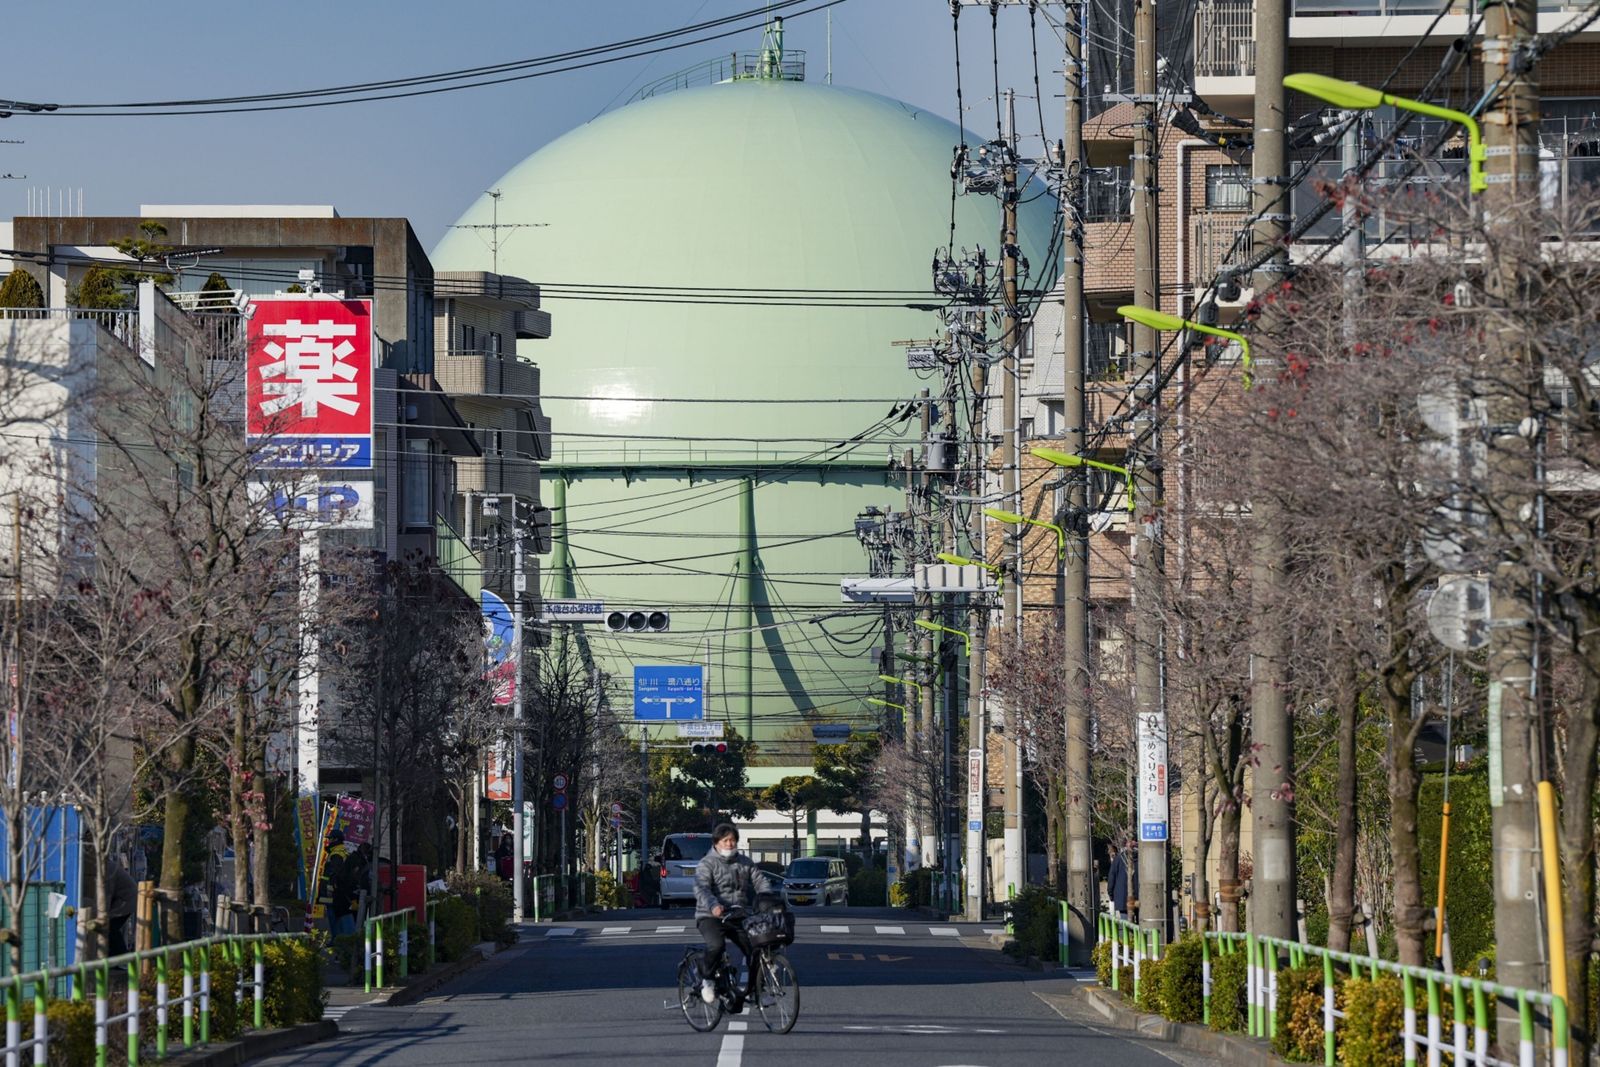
[1003,4,1600,927]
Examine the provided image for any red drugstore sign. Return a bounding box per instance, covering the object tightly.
[246,296,374,469]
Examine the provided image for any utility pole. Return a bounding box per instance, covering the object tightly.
[915,392,938,872]
[1058,0,1094,965]
[1481,0,1544,1040]
[737,479,756,740]
[1247,0,1297,946]
[511,520,526,922]
[1129,0,1168,936]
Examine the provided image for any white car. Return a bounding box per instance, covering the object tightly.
[655,833,714,908]
[783,857,848,907]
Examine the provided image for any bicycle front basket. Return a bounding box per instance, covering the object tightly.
[745,911,794,947]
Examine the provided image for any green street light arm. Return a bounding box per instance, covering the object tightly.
[913,618,971,658]
[935,550,1004,591]
[867,697,906,711]
[1117,304,1253,384]
[1283,73,1486,195]
[878,674,923,702]
[1030,447,1137,514]
[982,507,1066,559]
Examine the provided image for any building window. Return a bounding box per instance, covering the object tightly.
[403,437,432,529]
[459,324,477,352]
[488,331,502,355]
[1205,165,1251,210]
[1087,320,1129,381]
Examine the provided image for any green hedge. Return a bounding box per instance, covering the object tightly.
[1342,975,1406,1067]
[261,937,326,1026]
[1273,964,1330,1062]
[433,896,479,962]
[1208,947,1249,1033]
[1418,769,1493,967]
[446,871,515,944]
[1006,886,1059,963]
[1158,935,1206,1024]
[848,867,885,906]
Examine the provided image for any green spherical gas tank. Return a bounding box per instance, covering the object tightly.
[434,77,1057,757]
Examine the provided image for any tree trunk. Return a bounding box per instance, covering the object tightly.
[159,736,195,942]
[1382,650,1428,966]
[1327,673,1362,953]
[230,691,251,919]
[250,744,269,911]
[1561,632,1600,1059]
[1194,770,1214,933]
[1216,797,1242,933]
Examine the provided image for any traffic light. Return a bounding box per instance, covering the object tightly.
[605,610,670,633]
[690,741,728,756]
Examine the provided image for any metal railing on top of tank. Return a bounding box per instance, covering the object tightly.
[628,51,807,104]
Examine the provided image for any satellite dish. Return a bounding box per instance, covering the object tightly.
[1426,575,1490,652]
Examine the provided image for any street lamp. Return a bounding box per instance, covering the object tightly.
[1030,446,1136,513]
[1283,72,1486,195]
[878,673,923,704]
[867,697,907,712]
[1117,304,1253,382]
[935,551,1004,590]
[983,507,1066,559]
[913,618,971,658]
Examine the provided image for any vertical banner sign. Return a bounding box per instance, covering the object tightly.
[481,590,517,707]
[1137,712,1169,841]
[485,745,513,802]
[246,297,374,469]
[966,748,983,902]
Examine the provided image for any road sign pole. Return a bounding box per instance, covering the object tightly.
[639,733,649,885]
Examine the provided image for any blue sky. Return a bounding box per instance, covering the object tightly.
[0,1,1065,248]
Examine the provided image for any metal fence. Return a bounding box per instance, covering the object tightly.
[0,932,308,1067]
[628,50,806,103]
[1194,0,1256,78]
[0,307,138,349]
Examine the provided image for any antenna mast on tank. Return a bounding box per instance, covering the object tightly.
[447,189,547,276]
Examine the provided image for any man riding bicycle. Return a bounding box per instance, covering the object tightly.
[694,823,780,1004]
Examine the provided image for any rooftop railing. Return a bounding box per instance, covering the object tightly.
[628,50,805,104]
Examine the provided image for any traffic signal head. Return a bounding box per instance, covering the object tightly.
[605,609,670,632]
[690,741,729,756]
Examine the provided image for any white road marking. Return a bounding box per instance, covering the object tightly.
[655,925,686,933]
[982,927,1005,934]
[819,925,850,933]
[727,1021,748,1032]
[544,928,576,937]
[843,1023,1006,1035]
[874,925,906,935]
[600,927,630,935]
[716,1033,744,1067]
[929,927,960,936]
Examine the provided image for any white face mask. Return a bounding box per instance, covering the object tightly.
[716,846,736,859]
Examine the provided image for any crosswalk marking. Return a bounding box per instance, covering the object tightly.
[819,924,850,933]
[929,927,959,936]
[545,927,576,937]
[655,925,685,933]
[874,925,905,935]
[982,927,1004,935]
[600,927,630,935]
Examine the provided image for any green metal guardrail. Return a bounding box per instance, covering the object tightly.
[363,907,414,993]
[1198,930,1570,1067]
[1098,914,1161,1000]
[0,931,308,1067]
[529,874,596,922]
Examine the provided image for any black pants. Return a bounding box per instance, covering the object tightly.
[697,917,748,976]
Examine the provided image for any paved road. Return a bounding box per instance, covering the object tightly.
[268,907,1206,1066]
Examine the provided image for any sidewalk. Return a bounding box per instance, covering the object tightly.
[321,939,499,1021]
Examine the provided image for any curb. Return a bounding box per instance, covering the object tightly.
[382,948,489,1007]
[165,1020,337,1066]
[1081,985,1293,1066]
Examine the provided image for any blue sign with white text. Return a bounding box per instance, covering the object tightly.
[633,665,704,721]
[1141,822,1168,842]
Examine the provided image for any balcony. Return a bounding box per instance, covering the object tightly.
[435,348,540,405]
[1084,167,1133,224]
[1195,0,1255,79]
[1190,208,1253,297]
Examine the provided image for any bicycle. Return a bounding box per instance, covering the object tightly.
[677,907,800,1034]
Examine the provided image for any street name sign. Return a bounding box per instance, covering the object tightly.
[633,665,704,721]
[540,599,607,624]
[677,721,726,739]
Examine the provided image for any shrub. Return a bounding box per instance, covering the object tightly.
[1092,938,1112,986]
[1159,935,1206,1024]
[406,922,430,974]
[329,933,362,983]
[22,998,95,1066]
[446,871,514,943]
[593,872,629,909]
[1207,946,1249,1033]
[848,867,885,906]
[892,868,931,908]
[433,896,478,962]
[1273,964,1329,1062]
[1342,975,1406,1067]
[206,946,241,1040]
[1136,956,1166,1013]
[1419,770,1494,967]
[0,268,44,311]
[1007,886,1059,963]
[261,937,326,1026]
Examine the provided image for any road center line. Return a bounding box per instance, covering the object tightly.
[716,1033,744,1067]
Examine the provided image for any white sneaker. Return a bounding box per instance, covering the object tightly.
[701,979,717,1004]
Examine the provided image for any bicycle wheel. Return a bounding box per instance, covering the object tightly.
[678,953,723,1032]
[755,950,800,1033]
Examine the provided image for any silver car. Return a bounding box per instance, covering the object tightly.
[783,857,848,907]
[655,833,714,908]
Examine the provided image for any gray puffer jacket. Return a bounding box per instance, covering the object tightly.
[693,850,779,920]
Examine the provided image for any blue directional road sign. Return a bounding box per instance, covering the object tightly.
[633,665,705,722]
